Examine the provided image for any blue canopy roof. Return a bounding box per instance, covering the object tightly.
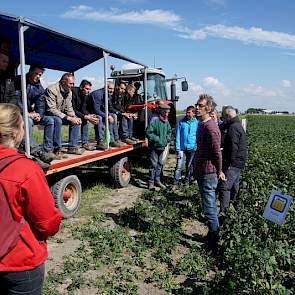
[0,12,146,72]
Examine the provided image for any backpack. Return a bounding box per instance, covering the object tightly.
[0,154,26,260]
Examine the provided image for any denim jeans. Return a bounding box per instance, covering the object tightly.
[197,174,219,232]
[174,149,195,184]
[121,116,133,138]
[219,166,241,212]
[0,263,44,295]
[53,116,80,149]
[94,115,103,142]
[94,114,118,142]
[148,149,165,184]
[81,118,89,145]
[28,116,54,152]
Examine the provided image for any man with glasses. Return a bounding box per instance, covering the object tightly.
[45,72,85,158]
[195,94,225,255]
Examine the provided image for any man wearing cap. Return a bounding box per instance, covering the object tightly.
[146,103,171,189]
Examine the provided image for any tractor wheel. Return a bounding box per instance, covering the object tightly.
[110,157,131,188]
[51,175,82,218]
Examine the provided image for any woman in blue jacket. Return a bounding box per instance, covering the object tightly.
[173,105,198,186]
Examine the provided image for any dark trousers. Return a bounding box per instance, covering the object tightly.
[0,263,45,295]
[148,149,165,184]
[219,166,241,212]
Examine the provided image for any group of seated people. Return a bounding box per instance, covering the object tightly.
[0,50,141,167]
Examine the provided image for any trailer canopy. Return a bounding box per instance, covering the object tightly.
[0,11,146,71]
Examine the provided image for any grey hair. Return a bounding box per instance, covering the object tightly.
[222,106,237,119]
[198,94,216,112]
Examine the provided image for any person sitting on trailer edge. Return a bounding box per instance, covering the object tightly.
[14,65,56,167]
[112,83,138,145]
[146,103,171,190]
[89,81,126,148]
[0,50,17,105]
[45,72,85,158]
[71,79,99,151]
[0,103,62,294]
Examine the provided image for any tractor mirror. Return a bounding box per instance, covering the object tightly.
[181,80,188,91]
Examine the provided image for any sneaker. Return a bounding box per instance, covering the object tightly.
[130,137,139,143]
[67,147,85,155]
[96,142,108,150]
[82,143,96,151]
[155,181,166,189]
[116,140,128,146]
[36,151,55,164]
[110,141,121,148]
[54,149,68,160]
[32,156,50,169]
[148,182,155,190]
[122,138,137,145]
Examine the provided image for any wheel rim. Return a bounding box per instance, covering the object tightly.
[63,183,79,210]
[121,161,130,182]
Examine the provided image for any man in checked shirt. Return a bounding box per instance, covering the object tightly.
[195,94,226,255]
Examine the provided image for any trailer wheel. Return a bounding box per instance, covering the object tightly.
[110,157,131,188]
[51,175,82,218]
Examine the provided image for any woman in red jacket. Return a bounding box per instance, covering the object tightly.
[0,103,62,294]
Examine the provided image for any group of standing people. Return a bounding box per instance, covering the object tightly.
[146,93,247,253]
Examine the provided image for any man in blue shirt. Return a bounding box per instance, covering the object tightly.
[89,81,125,148]
[173,105,198,188]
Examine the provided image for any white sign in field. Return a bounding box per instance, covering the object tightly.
[263,190,293,226]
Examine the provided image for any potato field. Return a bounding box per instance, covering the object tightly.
[44,115,294,294]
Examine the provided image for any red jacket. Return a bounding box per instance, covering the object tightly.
[0,145,62,272]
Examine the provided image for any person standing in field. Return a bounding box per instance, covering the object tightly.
[173,105,198,188]
[0,103,62,295]
[219,106,247,212]
[146,104,172,190]
[195,94,225,254]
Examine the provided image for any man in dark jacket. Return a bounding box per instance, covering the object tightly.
[72,80,100,150]
[15,65,55,164]
[89,81,125,148]
[0,51,17,104]
[219,106,247,212]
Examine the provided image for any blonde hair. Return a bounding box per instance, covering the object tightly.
[0,103,23,148]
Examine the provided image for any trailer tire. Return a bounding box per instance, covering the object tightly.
[110,157,131,188]
[51,175,81,219]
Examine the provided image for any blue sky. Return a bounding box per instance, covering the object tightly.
[2,0,295,112]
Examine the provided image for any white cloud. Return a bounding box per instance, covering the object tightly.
[176,25,295,50]
[242,84,277,97]
[82,76,104,90]
[62,6,181,27]
[202,76,230,96]
[280,79,292,88]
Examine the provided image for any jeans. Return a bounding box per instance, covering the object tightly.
[121,116,133,138]
[94,114,119,142]
[94,115,103,142]
[28,116,54,152]
[174,150,195,184]
[109,113,119,141]
[148,149,165,184]
[197,174,219,232]
[219,166,241,212]
[0,263,45,295]
[81,118,89,145]
[53,116,80,149]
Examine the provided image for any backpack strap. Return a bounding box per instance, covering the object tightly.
[0,154,26,173]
